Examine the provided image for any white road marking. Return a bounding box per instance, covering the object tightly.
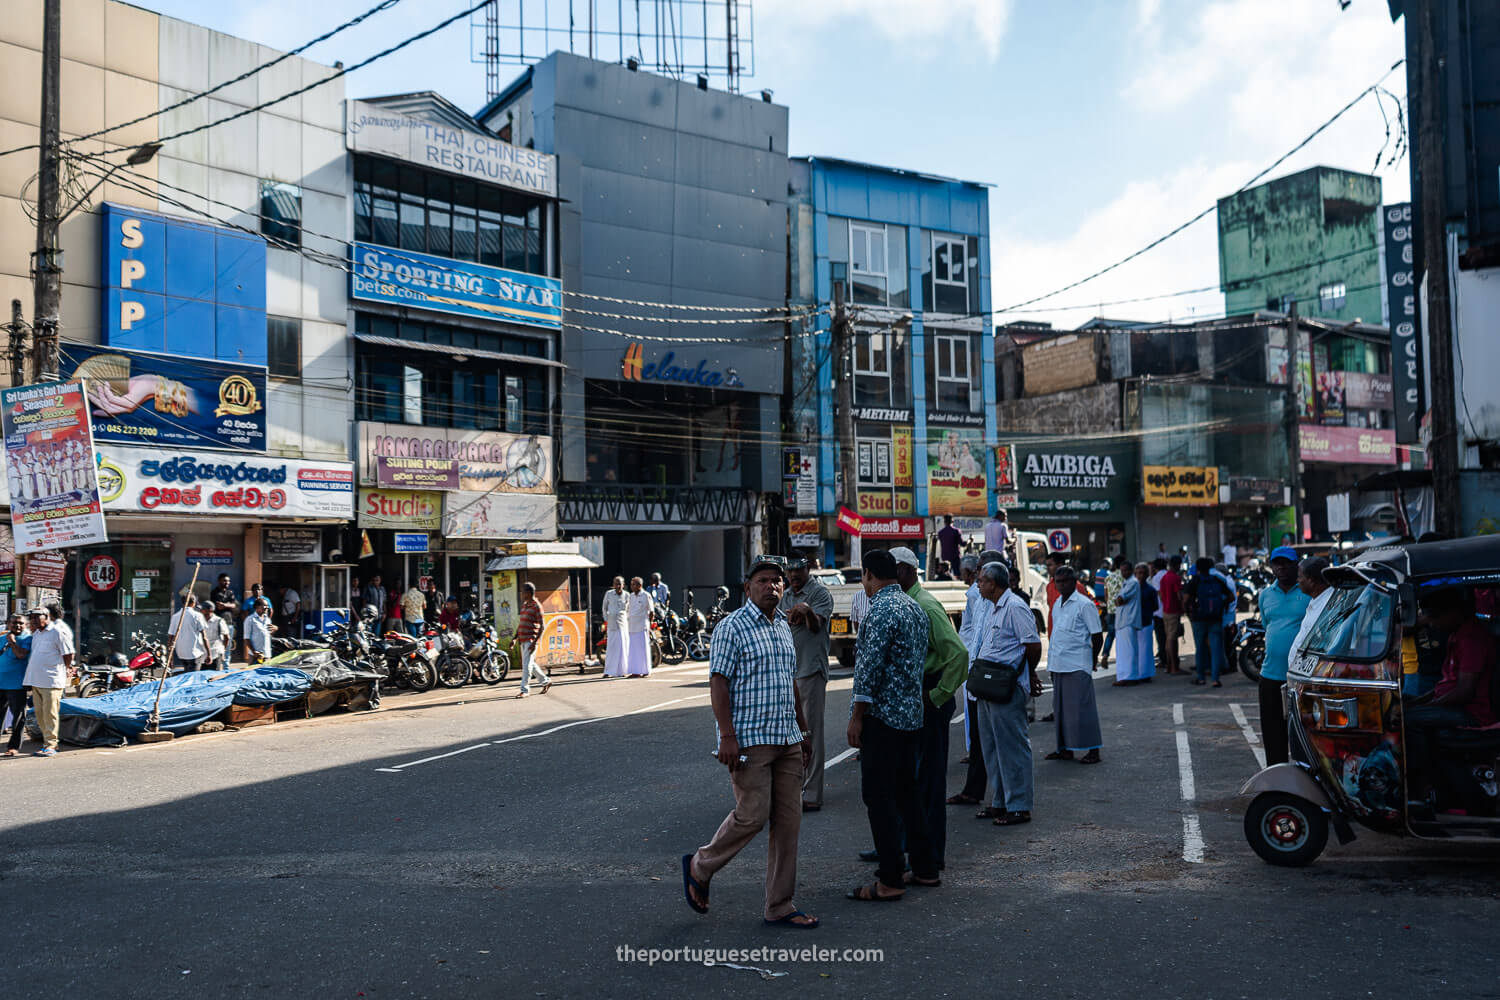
[1181,815,1206,863]
[1172,701,1204,864]
[376,694,709,772]
[826,747,859,769]
[1175,729,1196,801]
[1229,702,1267,769]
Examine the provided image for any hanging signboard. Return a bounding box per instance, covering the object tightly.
[22,550,69,589]
[2,380,108,553]
[350,242,561,331]
[358,488,442,531]
[442,491,557,540]
[261,527,323,563]
[61,343,267,452]
[1298,425,1398,466]
[795,455,817,514]
[926,427,987,516]
[393,532,429,553]
[788,518,821,548]
[374,457,461,491]
[94,445,354,519]
[1142,466,1219,506]
[1384,203,1422,443]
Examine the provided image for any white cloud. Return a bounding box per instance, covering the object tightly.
[755,0,1012,59]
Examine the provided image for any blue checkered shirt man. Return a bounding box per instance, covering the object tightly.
[708,602,803,748]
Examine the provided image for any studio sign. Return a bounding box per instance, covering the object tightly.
[1022,452,1117,490]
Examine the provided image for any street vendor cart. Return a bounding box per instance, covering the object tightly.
[484,542,599,674]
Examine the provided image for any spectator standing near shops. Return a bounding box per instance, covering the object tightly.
[1,614,32,756]
[279,583,302,635]
[937,515,963,570]
[1256,547,1310,765]
[245,599,275,664]
[1158,556,1185,675]
[401,582,428,637]
[211,574,239,622]
[170,595,210,672]
[1183,558,1233,686]
[984,509,1011,562]
[779,558,834,811]
[201,605,232,671]
[362,573,387,623]
[23,607,72,757]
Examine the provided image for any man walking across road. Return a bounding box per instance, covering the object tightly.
[1257,547,1310,765]
[1149,558,1169,670]
[891,546,967,869]
[972,562,1043,825]
[1183,557,1233,687]
[513,582,552,698]
[1043,566,1104,764]
[23,607,72,757]
[846,549,935,900]
[1159,556,1185,675]
[602,576,629,677]
[684,555,816,928]
[779,558,834,811]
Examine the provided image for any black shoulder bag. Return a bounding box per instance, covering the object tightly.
[967,658,1018,703]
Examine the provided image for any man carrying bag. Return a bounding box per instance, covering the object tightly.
[969,562,1043,826]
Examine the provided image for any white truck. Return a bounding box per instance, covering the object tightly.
[822,530,1055,668]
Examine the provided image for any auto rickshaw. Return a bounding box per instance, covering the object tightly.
[1240,535,1500,866]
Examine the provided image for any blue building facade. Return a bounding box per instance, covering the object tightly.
[788,157,994,564]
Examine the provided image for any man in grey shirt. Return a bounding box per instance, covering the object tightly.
[779,557,835,811]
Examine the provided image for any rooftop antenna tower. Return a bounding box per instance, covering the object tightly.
[472,0,754,102]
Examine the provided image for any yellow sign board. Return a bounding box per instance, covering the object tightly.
[1142,466,1219,506]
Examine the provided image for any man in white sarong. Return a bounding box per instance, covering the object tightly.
[1112,561,1143,685]
[603,576,630,677]
[625,576,656,676]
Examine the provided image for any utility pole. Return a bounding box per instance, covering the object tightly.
[31,0,63,383]
[1288,303,1303,541]
[7,300,27,388]
[833,281,858,560]
[1413,0,1459,535]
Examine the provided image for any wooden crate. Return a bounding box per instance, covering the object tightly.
[226,704,275,728]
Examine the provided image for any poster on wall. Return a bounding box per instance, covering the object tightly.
[892,427,914,488]
[926,427,987,516]
[2,381,108,554]
[443,491,557,540]
[61,343,267,452]
[491,569,519,640]
[1294,330,1315,421]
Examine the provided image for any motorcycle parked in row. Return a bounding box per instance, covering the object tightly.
[430,614,510,689]
[654,604,689,665]
[680,591,710,661]
[377,628,440,692]
[1234,617,1266,683]
[77,632,175,698]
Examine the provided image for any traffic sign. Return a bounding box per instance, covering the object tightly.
[1046,528,1073,554]
[85,554,121,592]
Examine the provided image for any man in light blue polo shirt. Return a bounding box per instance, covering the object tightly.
[1257,547,1310,766]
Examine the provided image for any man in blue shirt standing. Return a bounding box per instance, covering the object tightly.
[1256,547,1310,766]
[1,614,32,756]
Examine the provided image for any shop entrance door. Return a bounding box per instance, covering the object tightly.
[446,554,482,613]
[69,536,174,663]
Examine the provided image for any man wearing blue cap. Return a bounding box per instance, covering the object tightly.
[1257,547,1310,765]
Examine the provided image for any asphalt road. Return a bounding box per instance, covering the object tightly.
[4,647,1500,999]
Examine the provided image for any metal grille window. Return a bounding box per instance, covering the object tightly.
[260,180,301,247]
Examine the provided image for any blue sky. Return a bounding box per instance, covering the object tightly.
[135,0,1411,329]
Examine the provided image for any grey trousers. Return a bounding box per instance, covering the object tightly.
[795,672,827,807]
[976,689,1033,813]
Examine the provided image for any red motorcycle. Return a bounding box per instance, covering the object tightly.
[78,632,173,698]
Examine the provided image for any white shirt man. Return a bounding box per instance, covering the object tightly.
[245,603,274,662]
[23,609,74,756]
[1291,587,1335,670]
[170,600,209,670]
[1222,543,1238,569]
[1047,584,1106,761]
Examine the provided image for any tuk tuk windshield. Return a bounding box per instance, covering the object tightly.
[1303,584,1394,663]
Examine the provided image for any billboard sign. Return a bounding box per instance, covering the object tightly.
[94,445,354,518]
[350,242,561,331]
[359,422,552,494]
[62,342,266,452]
[1383,203,1422,443]
[1142,466,1219,506]
[442,491,557,540]
[2,381,108,553]
[926,427,987,516]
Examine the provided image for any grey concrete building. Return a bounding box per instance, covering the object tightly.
[480,53,788,598]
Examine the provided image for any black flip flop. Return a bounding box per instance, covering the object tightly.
[764,909,820,928]
[681,853,708,914]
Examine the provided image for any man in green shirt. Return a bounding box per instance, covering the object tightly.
[891,545,968,869]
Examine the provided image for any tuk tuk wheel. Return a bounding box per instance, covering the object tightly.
[1244,792,1329,867]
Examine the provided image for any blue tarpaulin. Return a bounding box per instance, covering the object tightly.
[61,666,314,738]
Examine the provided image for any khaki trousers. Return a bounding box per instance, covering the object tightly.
[795,673,827,807]
[30,686,62,750]
[691,742,804,920]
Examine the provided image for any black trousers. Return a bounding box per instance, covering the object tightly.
[1258,677,1288,766]
[4,688,26,751]
[959,701,990,800]
[860,716,936,889]
[1153,618,1167,664]
[915,694,955,868]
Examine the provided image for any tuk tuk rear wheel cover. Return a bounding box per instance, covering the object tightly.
[1244,792,1330,867]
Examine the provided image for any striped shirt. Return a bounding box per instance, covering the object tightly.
[709,602,802,749]
[516,599,544,643]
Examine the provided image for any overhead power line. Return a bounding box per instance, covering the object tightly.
[993,58,1408,316]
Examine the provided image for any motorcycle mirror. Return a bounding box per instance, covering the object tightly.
[1398,582,1419,629]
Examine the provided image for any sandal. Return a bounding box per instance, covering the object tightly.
[1079,750,1101,765]
[846,882,903,902]
[764,909,819,928]
[681,854,709,914]
[1191,679,1206,686]
[1212,681,1223,688]
[946,793,980,805]
[902,872,941,887]
[993,811,1032,826]
[975,806,1006,819]
[2,748,17,757]
[1044,751,1074,761]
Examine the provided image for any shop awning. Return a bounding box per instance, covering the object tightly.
[353,333,568,369]
[485,553,600,572]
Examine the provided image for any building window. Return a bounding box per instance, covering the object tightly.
[932,235,968,313]
[353,156,548,273]
[266,316,301,378]
[856,436,893,489]
[850,223,887,306]
[931,332,978,411]
[829,219,908,308]
[1318,282,1346,313]
[259,180,302,246]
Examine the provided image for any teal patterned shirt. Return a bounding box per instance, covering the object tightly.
[852,584,930,731]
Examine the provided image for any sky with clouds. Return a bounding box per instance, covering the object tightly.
[134,0,1411,329]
